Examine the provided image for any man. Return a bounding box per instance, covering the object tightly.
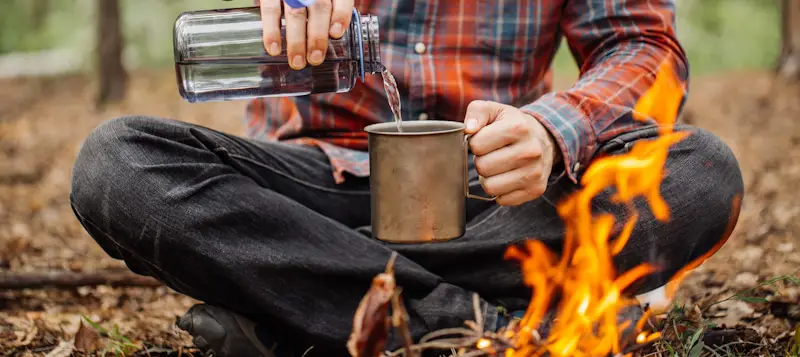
[69,0,743,356]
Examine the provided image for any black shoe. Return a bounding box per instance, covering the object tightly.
[177,304,303,357]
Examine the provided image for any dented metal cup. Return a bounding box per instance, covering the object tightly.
[365,120,495,243]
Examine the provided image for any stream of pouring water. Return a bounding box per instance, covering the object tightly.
[380,68,403,132]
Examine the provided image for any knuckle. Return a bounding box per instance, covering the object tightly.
[526,183,545,198]
[498,194,520,207]
[467,100,485,111]
[518,171,532,185]
[332,10,351,23]
[308,37,326,51]
[262,3,282,13]
[469,141,484,156]
[473,158,489,176]
[286,37,305,49]
[312,0,333,12]
[482,182,499,197]
[311,33,329,44]
[263,31,282,43]
[511,120,529,135]
[263,28,278,37]
[496,196,510,206]
[286,7,307,18]
[517,148,539,163]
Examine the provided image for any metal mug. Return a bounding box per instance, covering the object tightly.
[364,120,496,243]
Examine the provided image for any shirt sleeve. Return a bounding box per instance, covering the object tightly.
[519,0,689,184]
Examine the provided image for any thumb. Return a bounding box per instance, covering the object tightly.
[464,100,504,134]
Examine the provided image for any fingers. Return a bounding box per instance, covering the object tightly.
[465,100,498,135]
[496,189,537,207]
[283,1,308,70]
[330,0,354,38]
[471,116,531,156]
[306,1,332,66]
[474,142,542,178]
[261,0,283,56]
[481,166,546,206]
[264,0,342,68]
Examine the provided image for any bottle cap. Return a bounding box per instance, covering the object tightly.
[283,0,316,8]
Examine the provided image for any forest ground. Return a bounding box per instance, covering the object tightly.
[0,69,798,356]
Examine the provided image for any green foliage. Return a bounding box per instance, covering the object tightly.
[0,0,786,75]
[81,315,141,356]
[0,0,77,54]
[676,0,781,75]
[552,0,781,78]
[790,325,800,357]
[703,272,800,311]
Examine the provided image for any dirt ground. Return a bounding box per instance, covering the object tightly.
[0,69,798,356]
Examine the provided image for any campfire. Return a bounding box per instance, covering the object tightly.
[347,58,738,357]
[495,58,687,357]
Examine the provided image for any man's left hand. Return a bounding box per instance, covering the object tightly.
[464,100,560,206]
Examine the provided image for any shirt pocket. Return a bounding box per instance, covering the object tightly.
[475,0,542,62]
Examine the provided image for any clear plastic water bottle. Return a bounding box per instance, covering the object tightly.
[173,7,382,103]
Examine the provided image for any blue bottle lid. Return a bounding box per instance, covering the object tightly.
[283,0,316,8]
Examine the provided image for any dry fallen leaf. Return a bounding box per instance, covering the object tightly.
[74,321,103,352]
[11,324,37,347]
[390,289,416,357]
[346,253,398,357]
[45,339,75,357]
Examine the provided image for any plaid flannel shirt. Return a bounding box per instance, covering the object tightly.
[244,0,688,184]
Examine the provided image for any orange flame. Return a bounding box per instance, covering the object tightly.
[500,59,691,356]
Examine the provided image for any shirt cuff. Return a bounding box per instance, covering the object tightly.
[520,95,597,185]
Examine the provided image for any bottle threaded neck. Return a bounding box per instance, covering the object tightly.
[359,14,382,74]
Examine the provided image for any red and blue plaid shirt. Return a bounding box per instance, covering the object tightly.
[244,0,688,184]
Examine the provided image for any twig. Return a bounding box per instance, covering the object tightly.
[472,294,484,336]
[0,270,162,290]
[419,328,477,343]
[390,289,417,357]
[382,293,524,357]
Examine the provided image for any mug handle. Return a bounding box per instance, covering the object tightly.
[464,135,497,201]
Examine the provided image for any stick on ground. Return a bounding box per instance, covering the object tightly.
[0,270,162,290]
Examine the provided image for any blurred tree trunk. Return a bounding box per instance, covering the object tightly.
[31,0,49,31]
[777,0,800,80]
[96,0,127,106]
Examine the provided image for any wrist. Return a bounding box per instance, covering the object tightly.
[522,110,567,184]
[546,130,561,164]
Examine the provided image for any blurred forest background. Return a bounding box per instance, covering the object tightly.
[1,0,799,356]
[0,0,788,82]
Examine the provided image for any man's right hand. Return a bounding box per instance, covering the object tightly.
[257,0,354,70]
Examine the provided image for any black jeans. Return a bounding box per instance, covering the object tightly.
[69,116,743,354]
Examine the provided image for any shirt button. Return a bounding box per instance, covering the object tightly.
[414,42,426,54]
[573,162,581,172]
[418,112,429,120]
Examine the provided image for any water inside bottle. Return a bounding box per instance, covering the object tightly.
[177,52,405,135]
[380,68,403,133]
[176,58,359,103]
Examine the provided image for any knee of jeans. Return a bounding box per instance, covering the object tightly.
[660,127,743,266]
[615,127,744,294]
[69,116,163,223]
[675,126,744,230]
